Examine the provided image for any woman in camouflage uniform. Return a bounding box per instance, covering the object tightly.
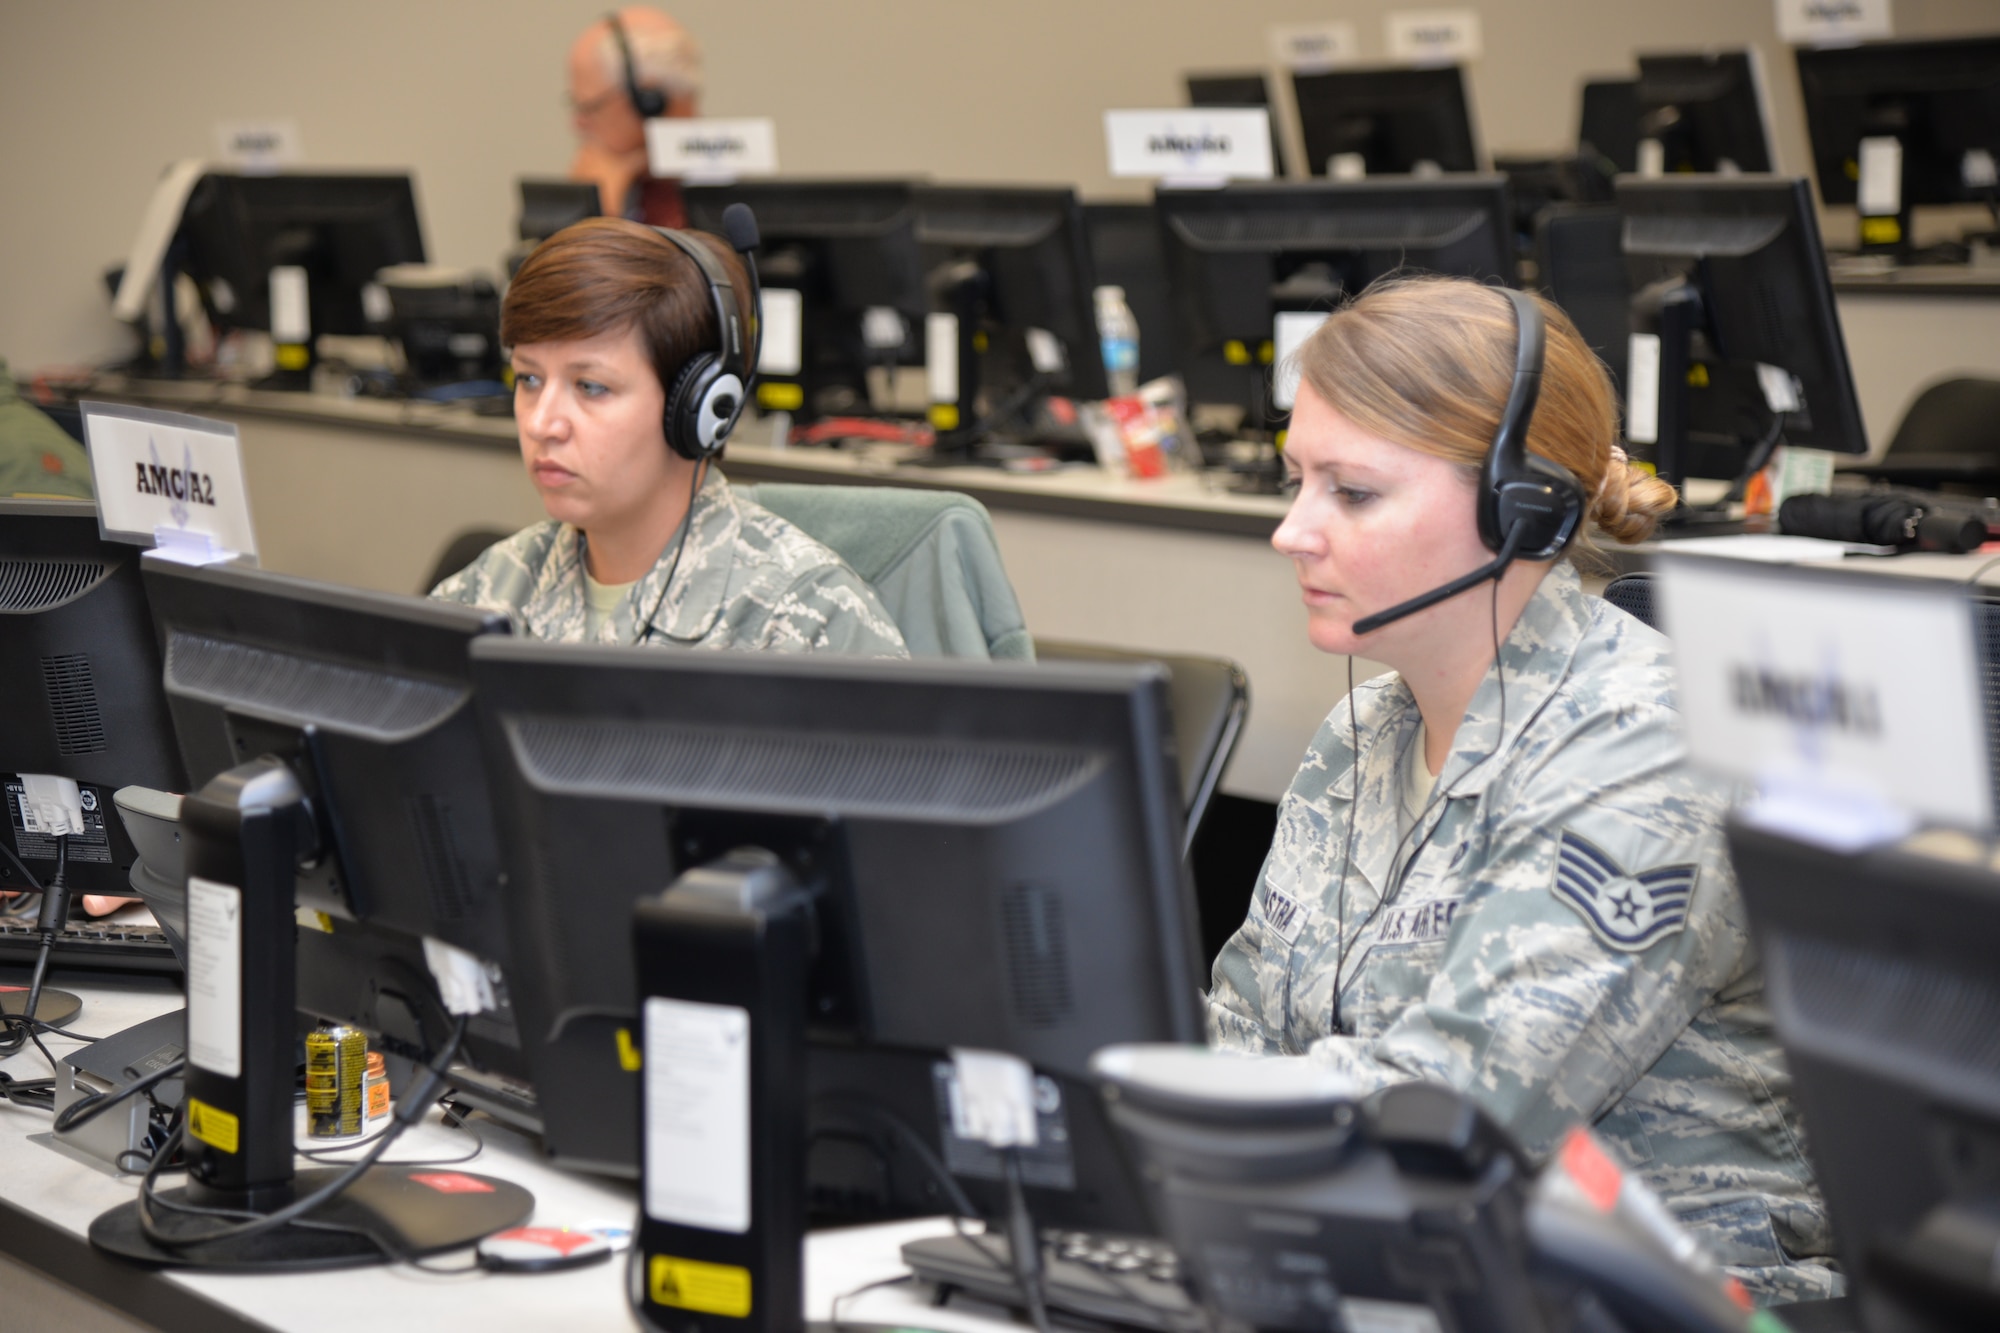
[432,218,905,656]
[1206,276,1838,1306]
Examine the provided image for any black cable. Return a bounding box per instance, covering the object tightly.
[1965,554,2000,587]
[1001,1147,1054,1333]
[52,1056,186,1135]
[829,1274,921,1333]
[0,1071,56,1112]
[1720,409,1790,506]
[632,457,710,644]
[20,835,70,1031]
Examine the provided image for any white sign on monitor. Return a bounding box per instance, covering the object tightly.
[213,119,303,173]
[1775,0,1892,46]
[646,118,779,182]
[80,401,259,564]
[1656,552,1991,841]
[1269,22,1359,70]
[1385,9,1483,63]
[757,287,804,377]
[1271,311,1331,411]
[1104,109,1275,182]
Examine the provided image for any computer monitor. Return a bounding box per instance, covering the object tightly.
[1613,175,1868,504]
[1081,201,1178,389]
[1290,64,1480,179]
[1727,820,2000,1330]
[683,180,928,423]
[1186,71,1292,178]
[470,641,1203,1233]
[0,500,186,904]
[516,178,600,242]
[1154,177,1513,428]
[1634,51,1774,175]
[177,172,427,340]
[1536,204,1630,396]
[1795,37,2000,255]
[914,184,1112,454]
[138,558,524,1081]
[1578,78,1641,175]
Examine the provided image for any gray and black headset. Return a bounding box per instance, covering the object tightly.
[651,208,762,462]
[605,11,668,120]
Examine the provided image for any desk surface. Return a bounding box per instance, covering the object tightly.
[0,970,983,1333]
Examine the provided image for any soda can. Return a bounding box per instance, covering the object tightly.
[305,1023,367,1140]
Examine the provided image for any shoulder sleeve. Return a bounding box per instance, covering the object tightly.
[427,525,547,632]
[1302,707,1750,1158]
[758,565,910,658]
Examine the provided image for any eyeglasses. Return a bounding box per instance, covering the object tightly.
[566,88,624,117]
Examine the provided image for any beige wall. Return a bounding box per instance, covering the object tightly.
[2,0,1995,373]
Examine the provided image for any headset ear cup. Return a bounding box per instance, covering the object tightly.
[664,355,715,460]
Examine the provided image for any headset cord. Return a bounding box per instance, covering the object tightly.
[632,457,710,645]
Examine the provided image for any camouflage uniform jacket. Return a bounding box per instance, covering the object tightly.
[1207,563,1838,1306]
[431,467,908,656]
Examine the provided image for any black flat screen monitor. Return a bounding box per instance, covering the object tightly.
[1536,204,1630,396]
[1155,177,1512,422]
[1634,52,1774,174]
[1186,71,1291,178]
[178,172,426,337]
[1795,38,2000,212]
[1081,202,1178,389]
[1728,821,2000,1331]
[1291,64,1479,178]
[471,641,1202,1231]
[915,184,1112,419]
[1578,78,1641,175]
[517,178,600,242]
[683,180,927,422]
[1613,175,1867,495]
[0,500,185,901]
[139,557,524,1079]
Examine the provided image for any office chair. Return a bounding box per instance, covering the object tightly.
[1600,571,1660,630]
[1845,376,2000,490]
[422,527,510,594]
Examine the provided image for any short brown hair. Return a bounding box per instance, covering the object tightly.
[1294,275,1677,545]
[502,216,751,396]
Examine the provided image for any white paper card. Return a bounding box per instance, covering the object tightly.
[1858,135,1903,216]
[645,118,778,180]
[1775,0,1893,46]
[926,312,960,402]
[643,996,751,1233]
[948,1048,1039,1148]
[422,936,496,1016]
[213,119,303,172]
[81,402,259,560]
[1340,1297,1445,1333]
[269,266,310,343]
[1385,10,1483,63]
[16,775,84,837]
[1637,138,1666,178]
[1105,109,1275,180]
[1025,328,1066,375]
[1657,554,1992,833]
[1757,363,1804,415]
[187,876,244,1079]
[1269,22,1359,70]
[758,287,804,377]
[1272,310,1331,411]
[1625,333,1663,445]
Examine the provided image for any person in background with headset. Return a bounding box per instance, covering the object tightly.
[1206,276,1838,1307]
[566,7,702,226]
[431,216,906,656]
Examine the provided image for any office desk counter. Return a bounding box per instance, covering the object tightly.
[0,970,987,1333]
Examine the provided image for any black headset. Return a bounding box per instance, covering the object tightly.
[651,207,763,462]
[1351,288,1584,636]
[605,11,668,120]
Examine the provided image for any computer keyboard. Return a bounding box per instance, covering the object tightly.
[0,916,181,975]
[902,1229,1201,1333]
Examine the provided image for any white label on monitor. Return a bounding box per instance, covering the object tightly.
[1269,21,1359,71]
[1104,109,1275,180]
[861,305,906,352]
[1339,1298,1444,1333]
[1384,10,1482,63]
[1329,152,1369,181]
[1656,554,1992,833]
[1858,136,1903,216]
[269,266,310,343]
[645,118,778,180]
[1965,149,1999,190]
[1272,310,1331,411]
[80,401,259,559]
[1774,0,1892,46]
[187,877,243,1079]
[758,287,804,377]
[642,997,751,1233]
[1625,333,1662,446]
[1025,327,1066,375]
[925,312,959,402]
[213,119,302,173]
[1757,363,1804,415]
[1636,138,1666,178]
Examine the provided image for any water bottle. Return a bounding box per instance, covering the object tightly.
[1095,286,1141,397]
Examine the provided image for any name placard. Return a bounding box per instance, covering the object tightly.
[1104,109,1275,181]
[1775,0,1892,46]
[213,119,303,173]
[645,118,779,181]
[1385,9,1483,63]
[1656,552,1990,833]
[1269,22,1359,70]
[81,401,258,563]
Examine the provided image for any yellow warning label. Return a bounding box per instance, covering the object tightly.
[1686,363,1710,388]
[1222,340,1250,366]
[1861,215,1902,245]
[616,1027,642,1072]
[757,381,804,411]
[1257,340,1274,365]
[275,343,310,371]
[188,1097,240,1154]
[928,404,960,430]
[1274,429,1288,450]
[649,1255,752,1317]
[972,331,989,354]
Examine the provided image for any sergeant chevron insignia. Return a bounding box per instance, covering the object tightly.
[1551,829,1698,952]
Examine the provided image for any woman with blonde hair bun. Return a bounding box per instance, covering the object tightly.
[1207,275,1839,1307]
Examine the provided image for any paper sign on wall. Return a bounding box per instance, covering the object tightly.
[214,119,302,173]
[1775,0,1892,46]
[80,401,258,564]
[1385,10,1483,63]
[1269,22,1360,71]
[1104,109,1275,181]
[646,118,778,181]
